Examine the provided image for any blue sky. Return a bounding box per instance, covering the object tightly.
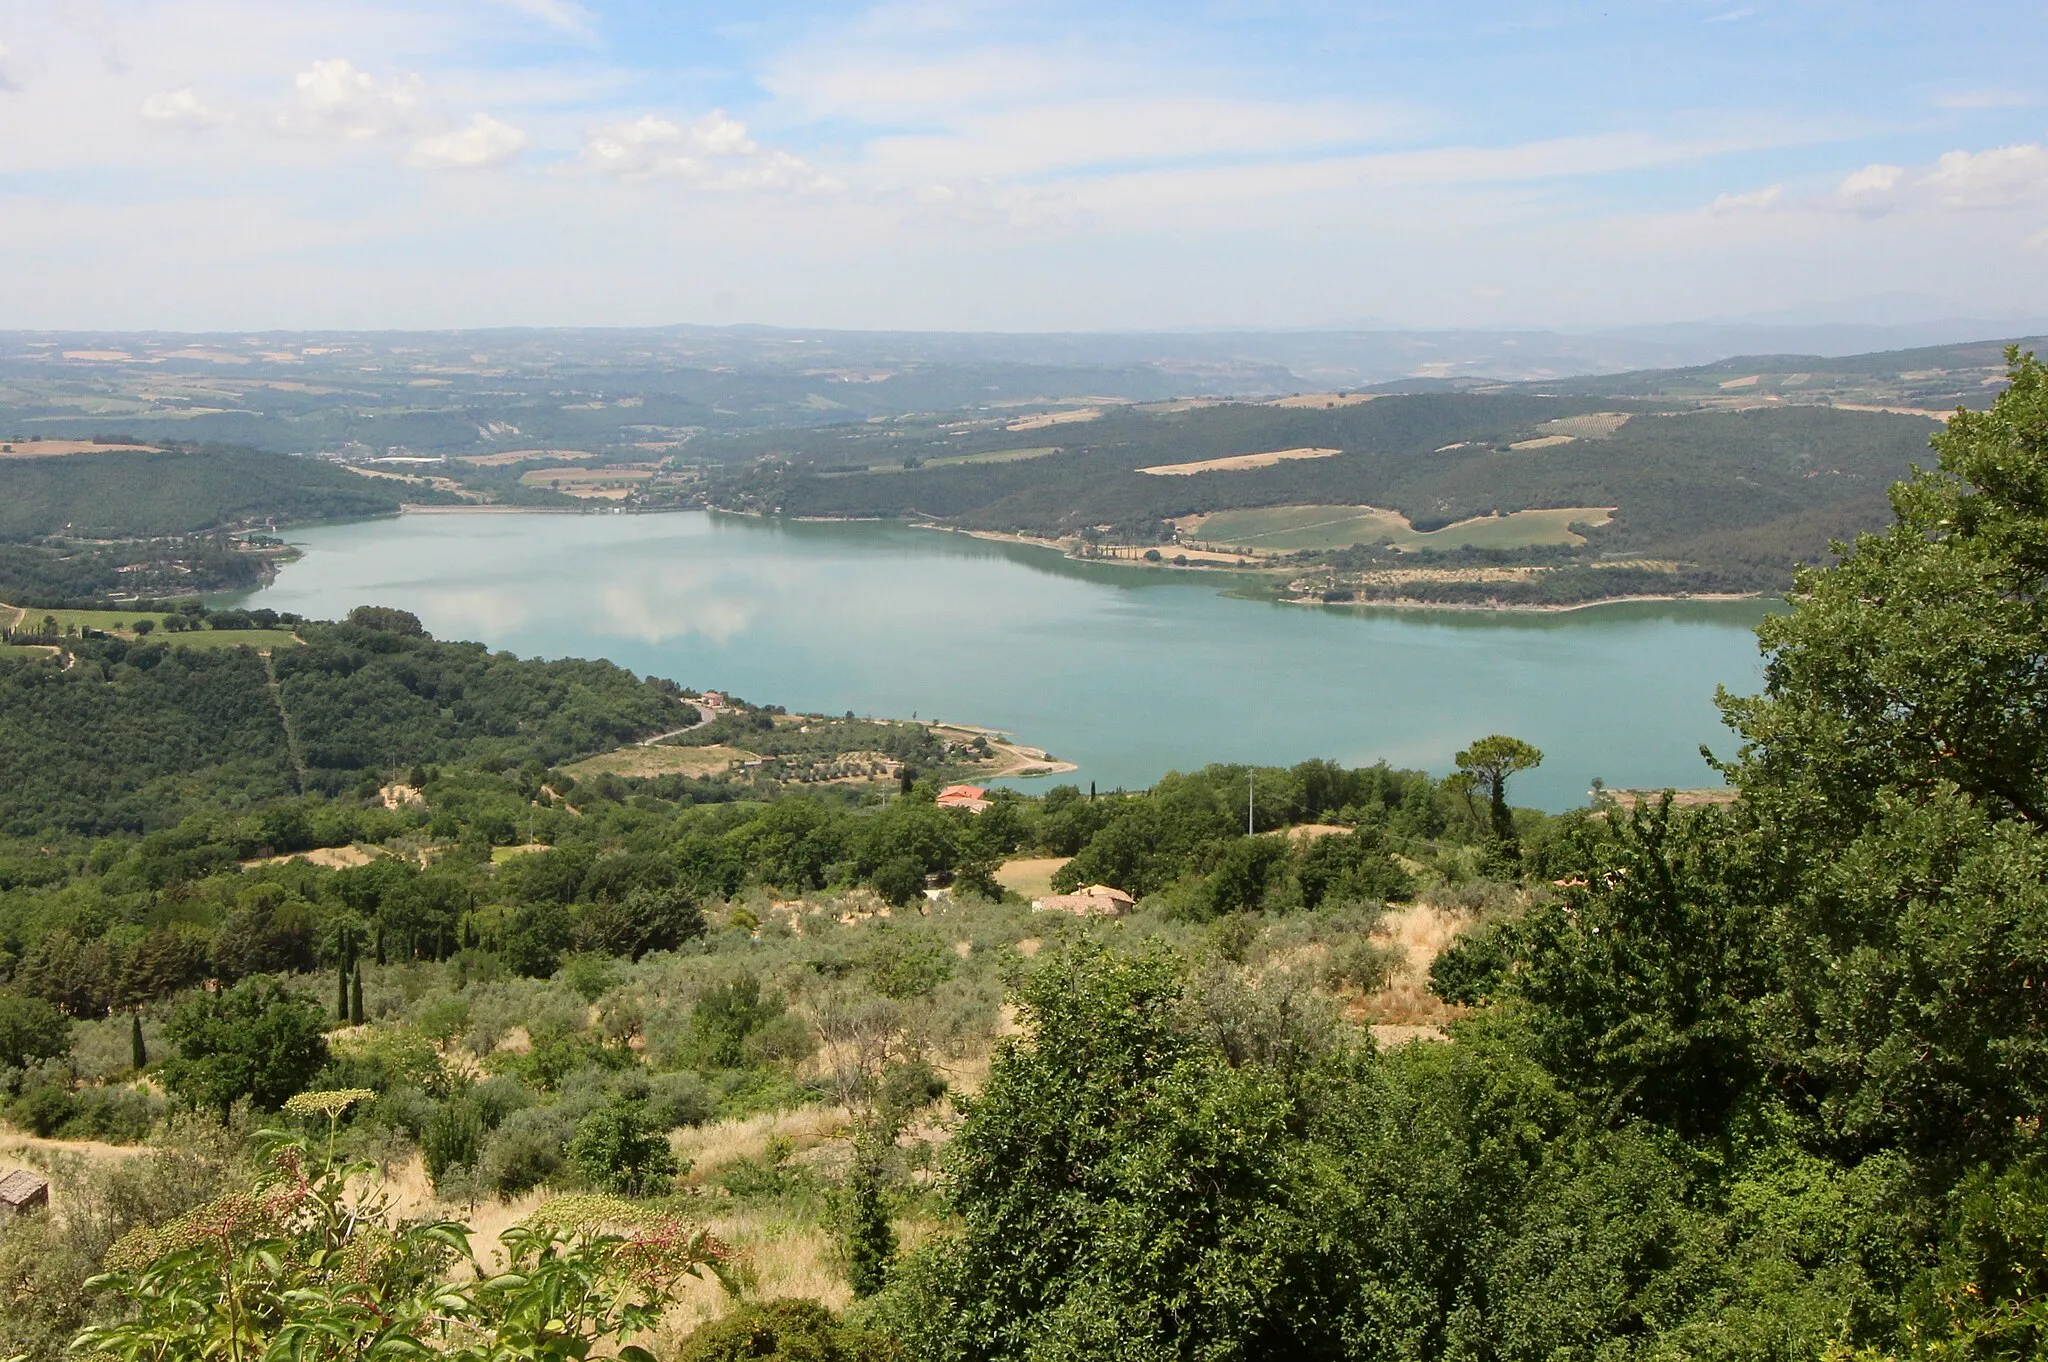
[2,0,2045,330]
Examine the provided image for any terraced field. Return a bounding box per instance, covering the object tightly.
[1188,505,1615,553]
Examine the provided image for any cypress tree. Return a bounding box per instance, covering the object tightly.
[130,1011,147,1070]
[337,957,351,1021]
[350,966,365,1026]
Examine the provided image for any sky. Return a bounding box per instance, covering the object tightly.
[2,0,2046,332]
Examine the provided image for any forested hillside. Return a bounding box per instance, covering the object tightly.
[718,397,1936,590]
[3,354,2048,1362]
[0,446,435,539]
[0,606,688,837]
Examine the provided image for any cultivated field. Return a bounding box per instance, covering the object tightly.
[564,744,759,779]
[456,449,599,466]
[1137,446,1342,476]
[1006,407,1103,432]
[0,438,160,457]
[1539,411,1633,438]
[1187,504,1615,552]
[2,605,300,649]
[1266,393,1379,409]
[518,466,655,484]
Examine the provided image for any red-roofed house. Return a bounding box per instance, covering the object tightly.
[936,783,991,813]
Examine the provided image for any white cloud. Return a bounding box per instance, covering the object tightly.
[407,113,528,169]
[1839,163,1904,196]
[141,87,229,129]
[1709,184,1782,213]
[1924,144,2048,210]
[0,39,31,91]
[576,111,838,192]
[277,58,422,140]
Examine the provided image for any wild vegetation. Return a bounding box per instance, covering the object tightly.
[2,352,2047,1359]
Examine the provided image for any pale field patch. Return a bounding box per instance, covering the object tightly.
[0,438,160,456]
[241,845,382,870]
[1718,374,1762,389]
[1508,434,1576,450]
[1266,393,1379,409]
[1005,407,1102,432]
[456,449,600,466]
[1540,411,1633,438]
[1349,901,1475,1030]
[564,744,758,779]
[1137,446,1341,476]
[518,466,655,484]
[1187,504,1614,553]
[995,856,1070,900]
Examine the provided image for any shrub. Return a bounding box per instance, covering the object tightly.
[569,1097,682,1197]
[674,1298,880,1362]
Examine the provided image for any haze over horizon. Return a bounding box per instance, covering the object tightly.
[4,1,2048,334]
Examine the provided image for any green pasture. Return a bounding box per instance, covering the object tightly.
[0,643,57,660]
[3,606,299,650]
[1193,504,1614,553]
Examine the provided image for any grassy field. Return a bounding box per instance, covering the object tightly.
[2,606,300,650]
[1191,504,1614,552]
[0,643,57,660]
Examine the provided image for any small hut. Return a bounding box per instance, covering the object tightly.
[0,1169,50,1220]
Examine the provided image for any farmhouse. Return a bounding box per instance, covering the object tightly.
[1031,884,1137,917]
[0,1169,50,1219]
[936,783,991,813]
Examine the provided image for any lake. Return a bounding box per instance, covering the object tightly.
[240,511,1776,811]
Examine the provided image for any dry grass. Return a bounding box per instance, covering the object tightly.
[518,466,654,485]
[1137,447,1341,476]
[456,449,599,465]
[994,857,1069,900]
[1005,407,1103,432]
[1347,902,1475,1027]
[240,845,382,870]
[1267,393,1379,409]
[1508,434,1576,450]
[0,438,159,457]
[566,745,759,779]
[1541,412,1633,438]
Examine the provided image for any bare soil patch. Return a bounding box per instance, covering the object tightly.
[0,439,160,457]
[1138,447,1342,476]
[240,844,383,870]
[1006,407,1103,432]
[456,449,599,466]
[1267,393,1379,409]
[565,744,758,779]
[1508,434,1576,450]
[995,856,1070,901]
[1541,412,1633,438]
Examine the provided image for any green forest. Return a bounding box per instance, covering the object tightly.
[0,446,445,540]
[2,354,2047,1360]
[710,398,1938,592]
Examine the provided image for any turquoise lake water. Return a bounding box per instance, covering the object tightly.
[241,511,1776,811]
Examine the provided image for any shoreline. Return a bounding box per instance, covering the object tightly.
[1274,591,1767,615]
[911,522,1765,614]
